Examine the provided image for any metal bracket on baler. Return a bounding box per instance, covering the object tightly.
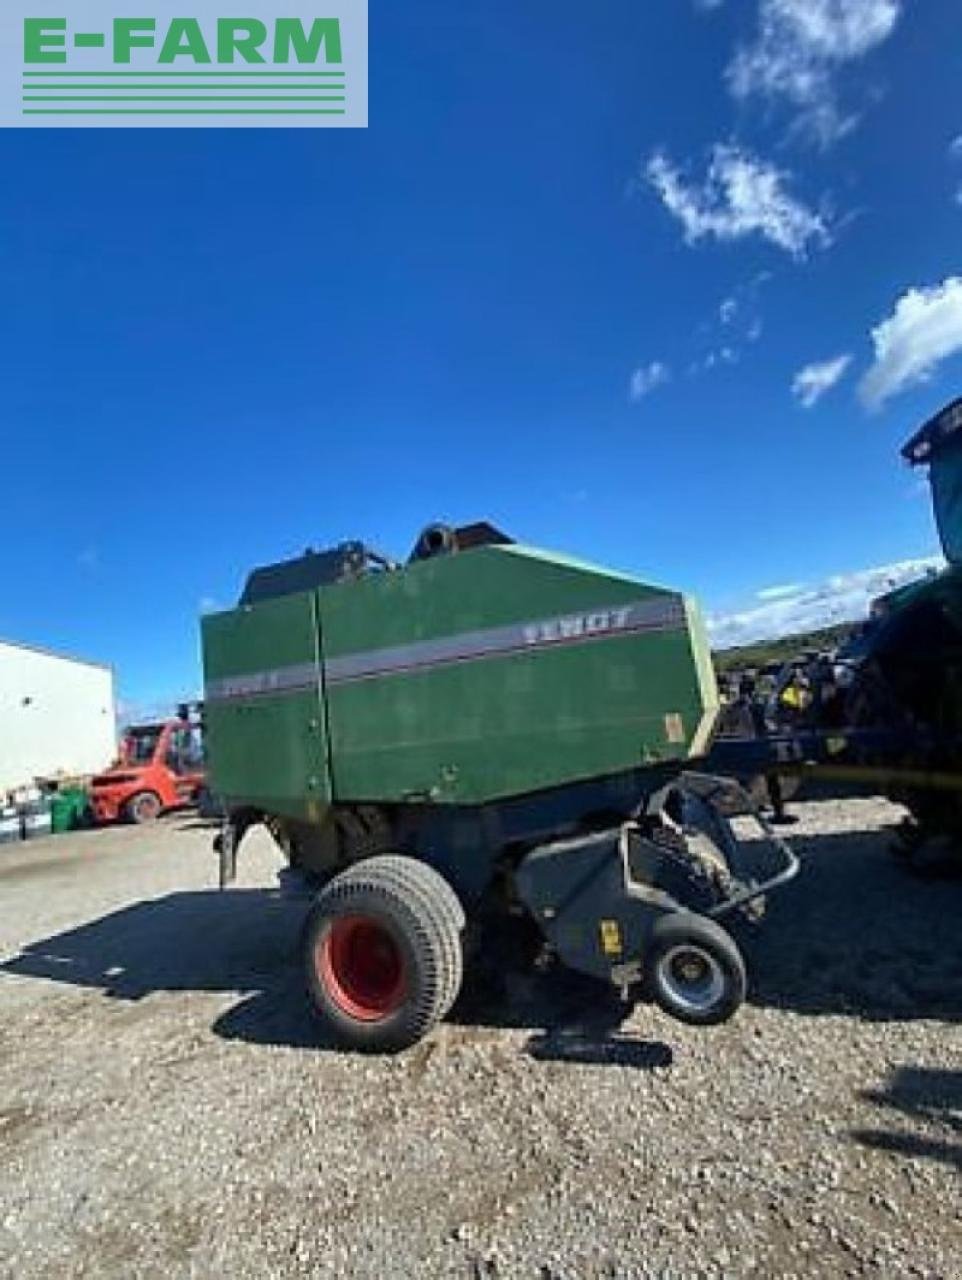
[657,772,801,919]
[514,772,800,990]
[217,819,238,889]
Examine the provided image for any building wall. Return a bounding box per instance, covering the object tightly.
[0,642,116,793]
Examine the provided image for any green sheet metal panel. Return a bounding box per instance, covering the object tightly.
[320,545,717,805]
[202,593,330,821]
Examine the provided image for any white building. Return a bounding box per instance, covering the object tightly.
[0,640,116,794]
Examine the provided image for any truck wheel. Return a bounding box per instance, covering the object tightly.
[125,791,162,824]
[304,855,463,1053]
[645,913,746,1027]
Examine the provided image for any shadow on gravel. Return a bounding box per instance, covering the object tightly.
[0,888,308,1001]
[5,820,961,1051]
[741,826,962,1023]
[213,967,674,1068]
[0,888,672,1064]
[851,1066,962,1171]
[524,1029,673,1070]
[449,961,673,1069]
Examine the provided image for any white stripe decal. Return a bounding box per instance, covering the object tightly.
[205,661,319,703]
[205,596,685,702]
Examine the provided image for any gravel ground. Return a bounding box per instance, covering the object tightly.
[0,797,960,1279]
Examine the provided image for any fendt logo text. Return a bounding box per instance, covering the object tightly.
[1,2,367,127]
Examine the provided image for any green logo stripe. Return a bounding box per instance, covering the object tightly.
[22,108,347,114]
[23,91,345,97]
[22,70,346,78]
[21,80,346,85]
[24,94,345,101]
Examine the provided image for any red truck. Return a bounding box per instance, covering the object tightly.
[89,715,206,824]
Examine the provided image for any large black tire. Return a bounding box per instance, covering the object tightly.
[125,791,162,824]
[645,912,746,1027]
[303,855,464,1053]
[363,856,465,1016]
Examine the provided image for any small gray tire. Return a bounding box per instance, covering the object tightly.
[645,913,746,1026]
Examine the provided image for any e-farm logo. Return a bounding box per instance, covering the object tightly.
[2,1,367,127]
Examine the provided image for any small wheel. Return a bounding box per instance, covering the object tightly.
[125,791,162,824]
[645,913,746,1026]
[303,855,463,1053]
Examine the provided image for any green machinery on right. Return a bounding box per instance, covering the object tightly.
[202,522,796,1053]
[839,396,962,861]
[712,395,962,872]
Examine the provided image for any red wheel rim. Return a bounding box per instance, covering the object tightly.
[317,916,406,1022]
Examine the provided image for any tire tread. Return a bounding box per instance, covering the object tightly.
[304,854,463,1051]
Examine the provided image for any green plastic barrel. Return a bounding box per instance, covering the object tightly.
[50,788,90,834]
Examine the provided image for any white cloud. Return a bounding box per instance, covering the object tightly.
[728,0,902,147]
[708,556,943,649]
[859,278,962,410]
[692,278,769,377]
[646,144,830,258]
[757,582,806,601]
[792,353,853,407]
[695,346,740,375]
[949,135,962,158]
[629,360,670,402]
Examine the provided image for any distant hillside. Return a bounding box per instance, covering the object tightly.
[713,622,856,675]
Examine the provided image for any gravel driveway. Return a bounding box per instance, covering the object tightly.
[0,798,959,1279]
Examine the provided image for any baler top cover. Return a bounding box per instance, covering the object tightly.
[240,523,515,605]
[240,541,391,605]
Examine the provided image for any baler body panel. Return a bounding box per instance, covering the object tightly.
[319,546,716,804]
[202,543,718,812]
[202,593,330,821]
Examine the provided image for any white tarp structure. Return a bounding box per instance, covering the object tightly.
[0,640,116,793]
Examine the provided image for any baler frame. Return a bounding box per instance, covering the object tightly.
[215,764,799,1046]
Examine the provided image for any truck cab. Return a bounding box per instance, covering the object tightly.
[89,714,205,824]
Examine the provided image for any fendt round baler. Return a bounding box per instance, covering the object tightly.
[202,522,796,1052]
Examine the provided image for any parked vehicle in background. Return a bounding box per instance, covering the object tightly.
[89,707,205,824]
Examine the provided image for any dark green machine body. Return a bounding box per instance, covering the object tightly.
[837,398,962,854]
[202,536,718,830]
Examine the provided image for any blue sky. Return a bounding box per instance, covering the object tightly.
[1,0,960,710]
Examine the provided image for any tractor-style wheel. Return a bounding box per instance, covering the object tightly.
[645,912,746,1026]
[125,791,162,825]
[303,855,464,1053]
